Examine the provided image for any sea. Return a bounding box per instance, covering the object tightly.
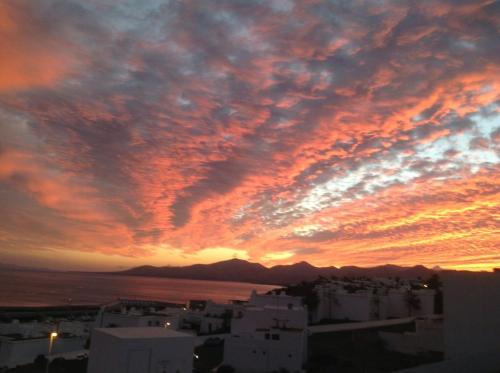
[0,270,277,307]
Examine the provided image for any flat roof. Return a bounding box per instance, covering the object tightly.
[95,327,193,339]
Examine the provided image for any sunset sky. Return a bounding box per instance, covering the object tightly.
[0,0,499,271]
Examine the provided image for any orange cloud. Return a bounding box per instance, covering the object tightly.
[0,2,78,91]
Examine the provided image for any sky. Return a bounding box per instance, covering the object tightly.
[0,0,499,271]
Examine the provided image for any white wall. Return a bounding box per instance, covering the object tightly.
[232,306,307,334]
[315,290,389,322]
[224,329,307,373]
[0,336,85,368]
[335,293,374,321]
[387,290,435,318]
[199,316,225,334]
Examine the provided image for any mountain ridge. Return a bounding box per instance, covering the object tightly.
[114,258,436,286]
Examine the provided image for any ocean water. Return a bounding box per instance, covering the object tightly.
[0,270,277,306]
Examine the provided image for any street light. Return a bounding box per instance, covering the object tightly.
[45,332,58,373]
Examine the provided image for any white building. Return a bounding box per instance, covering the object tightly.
[87,327,195,373]
[224,291,307,373]
[225,327,307,373]
[232,305,308,334]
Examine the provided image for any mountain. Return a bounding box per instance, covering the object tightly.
[115,259,435,286]
[118,259,269,284]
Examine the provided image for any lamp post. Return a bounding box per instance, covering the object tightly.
[45,332,58,373]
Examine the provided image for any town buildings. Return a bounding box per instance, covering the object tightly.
[313,278,435,322]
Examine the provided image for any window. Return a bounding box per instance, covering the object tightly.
[271,334,280,340]
[265,333,270,340]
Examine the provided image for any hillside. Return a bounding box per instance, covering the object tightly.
[116,259,436,286]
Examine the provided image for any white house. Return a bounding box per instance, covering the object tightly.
[87,327,195,373]
[224,327,307,373]
[224,291,308,373]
